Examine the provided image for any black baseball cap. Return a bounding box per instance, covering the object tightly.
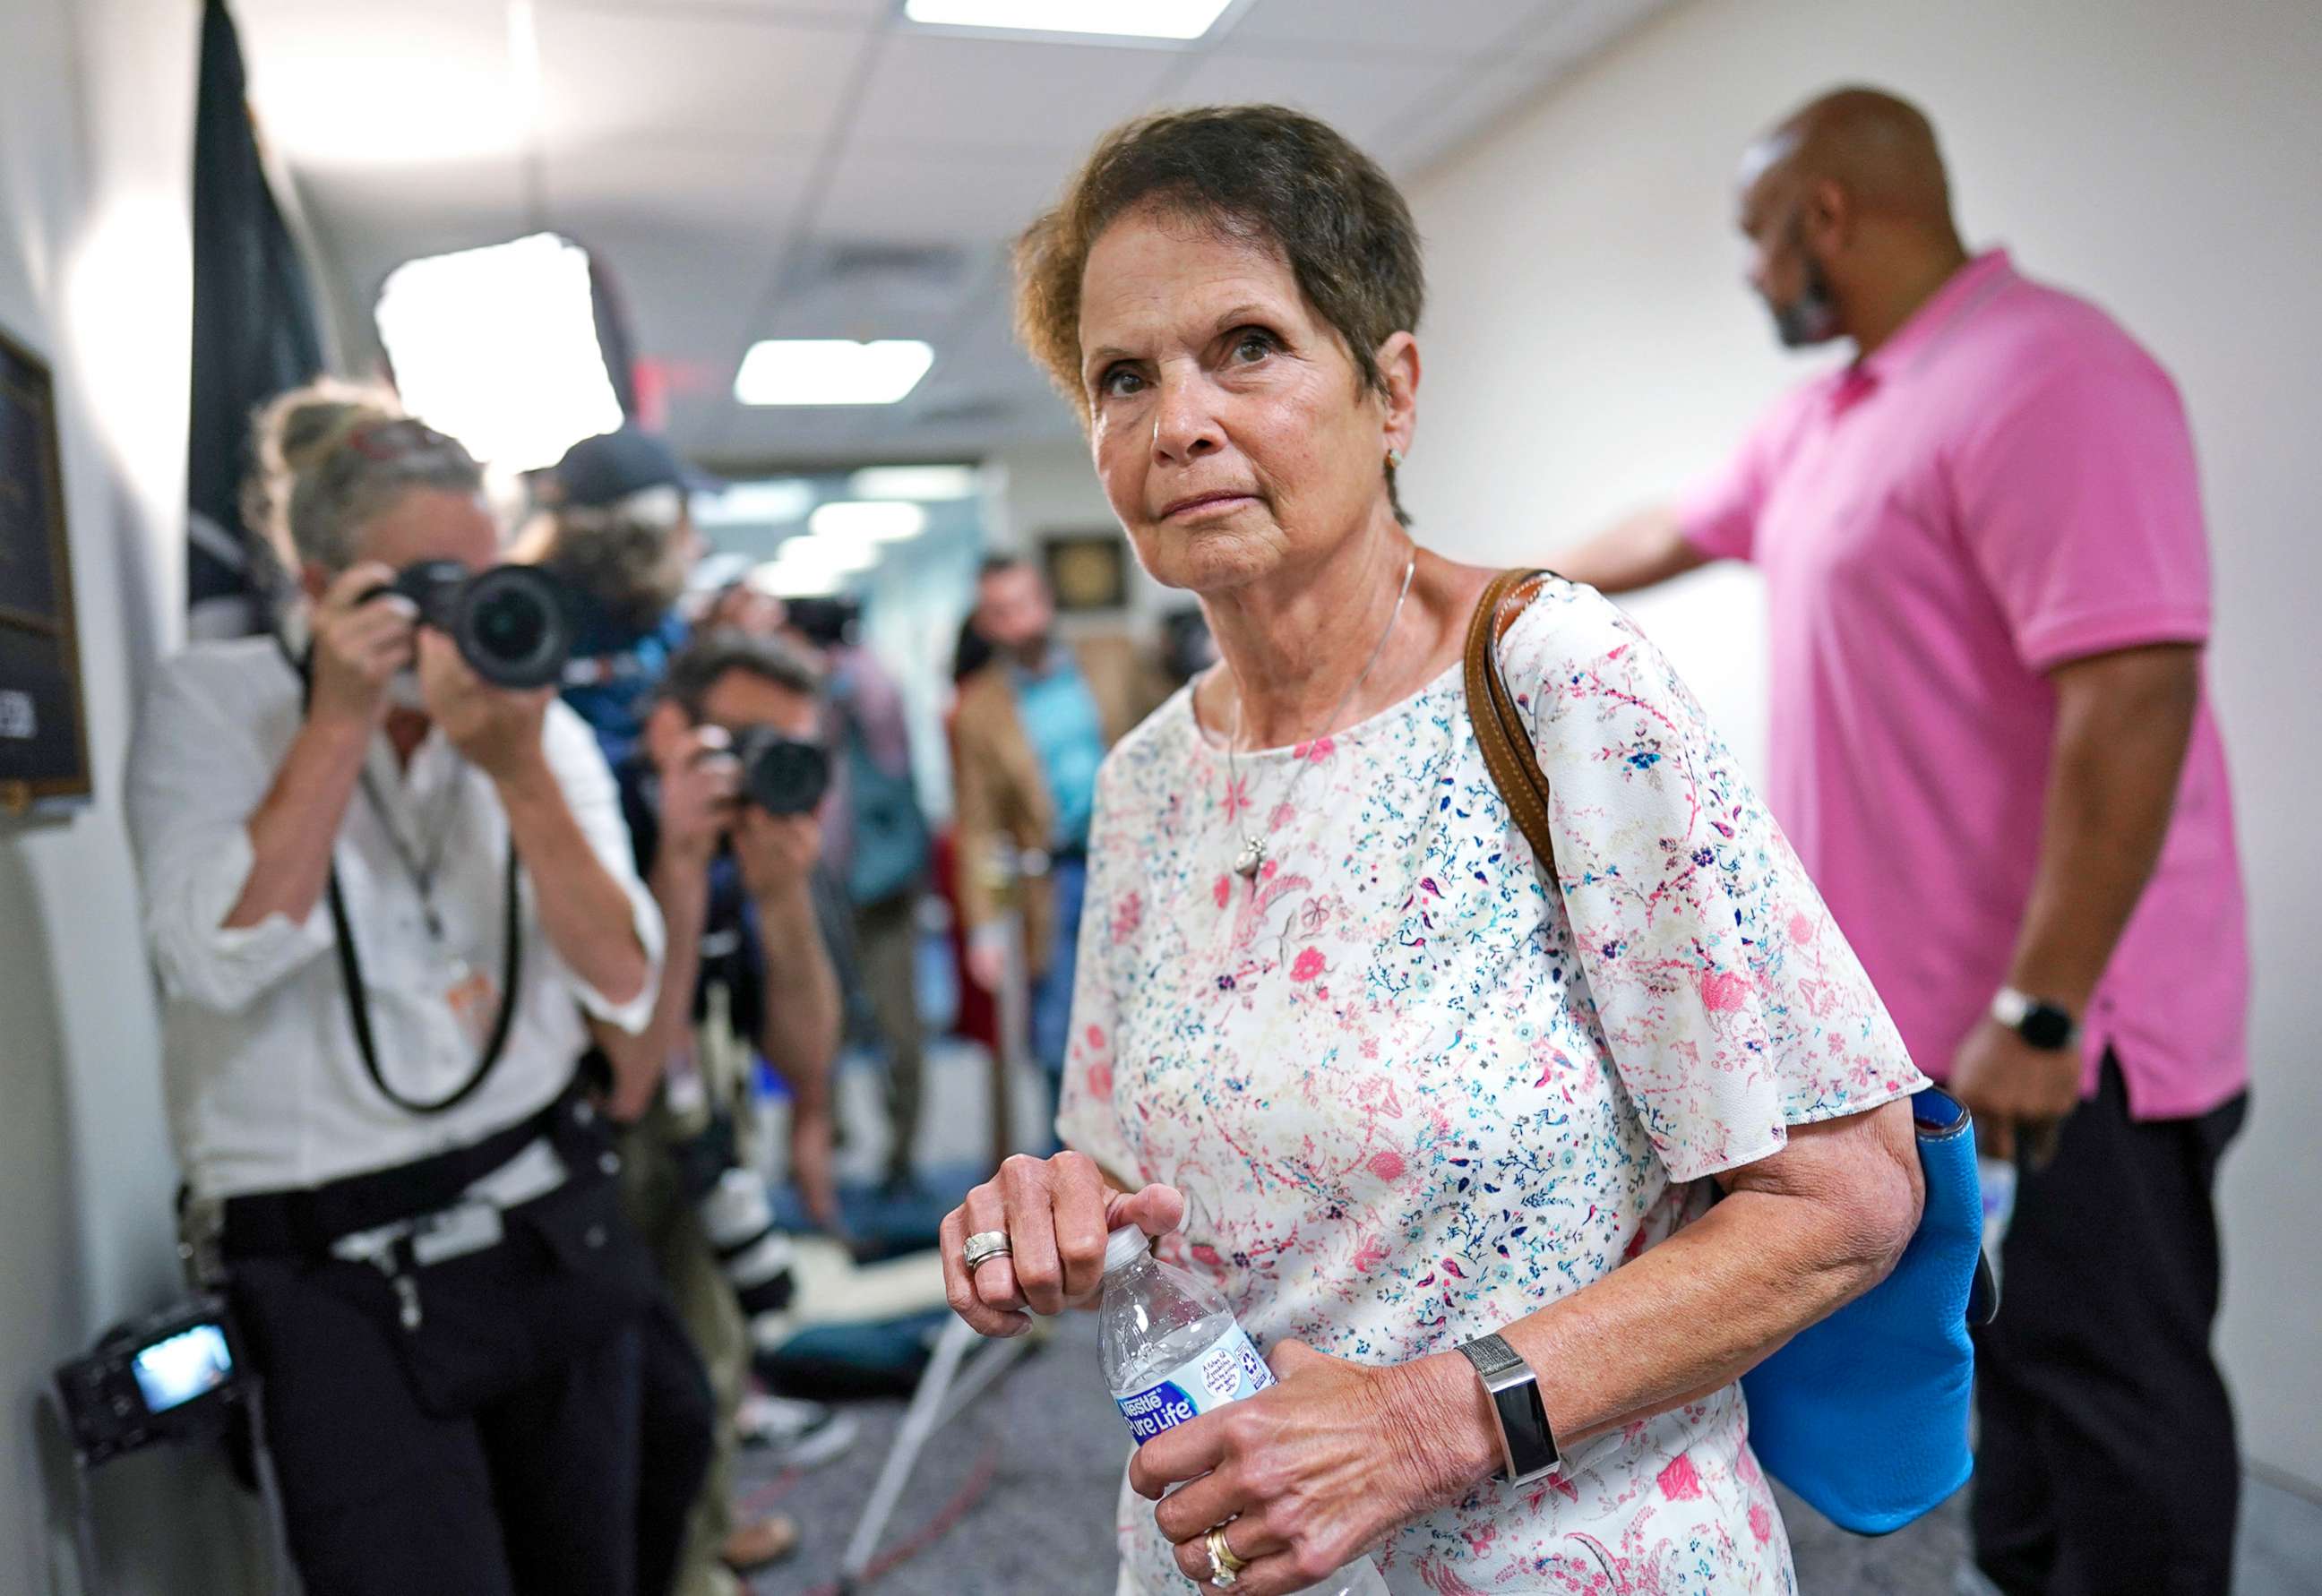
[552,427,722,508]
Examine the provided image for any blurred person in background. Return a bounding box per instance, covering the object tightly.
[694,560,786,639]
[593,628,856,1590]
[1558,87,2250,1596]
[782,596,936,1195]
[126,382,696,1595]
[952,555,1165,1104]
[538,427,710,769]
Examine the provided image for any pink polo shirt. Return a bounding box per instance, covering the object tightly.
[1677,250,2249,1120]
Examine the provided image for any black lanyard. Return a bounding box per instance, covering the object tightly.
[283,637,524,1115]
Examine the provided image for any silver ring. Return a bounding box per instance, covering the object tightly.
[961,1230,1012,1271]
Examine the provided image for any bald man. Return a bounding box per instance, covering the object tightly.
[1560,89,2249,1596]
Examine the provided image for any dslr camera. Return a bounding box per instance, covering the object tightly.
[735,726,830,816]
[54,1299,246,1468]
[372,561,575,689]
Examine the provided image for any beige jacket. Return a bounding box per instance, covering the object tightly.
[951,635,1168,977]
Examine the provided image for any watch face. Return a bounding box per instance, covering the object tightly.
[2020,1005,2076,1051]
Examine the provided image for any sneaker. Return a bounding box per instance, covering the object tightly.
[735,1390,860,1470]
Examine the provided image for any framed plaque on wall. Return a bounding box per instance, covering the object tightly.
[1041,529,1130,614]
[0,324,91,817]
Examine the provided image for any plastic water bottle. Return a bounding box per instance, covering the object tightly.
[1099,1225,1390,1596]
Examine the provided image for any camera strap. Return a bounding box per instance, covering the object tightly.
[280,633,526,1116]
[327,854,522,1116]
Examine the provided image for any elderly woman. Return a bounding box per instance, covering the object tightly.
[940,107,1927,1596]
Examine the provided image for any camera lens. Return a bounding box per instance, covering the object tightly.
[453,565,574,689]
[738,730,831,816]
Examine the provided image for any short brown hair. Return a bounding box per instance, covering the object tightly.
[657,628,823,720]
[1014,105,1426,418]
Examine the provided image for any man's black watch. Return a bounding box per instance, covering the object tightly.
[1455,1334,1561,1486]
[1991,986,2077,1051]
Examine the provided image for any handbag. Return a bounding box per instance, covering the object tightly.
[1462,568,1995,1535]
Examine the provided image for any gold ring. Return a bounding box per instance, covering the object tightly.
[1207,1526,1248,1585]
[961,1230,1012,1271]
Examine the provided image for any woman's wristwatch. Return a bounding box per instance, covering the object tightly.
[1455,1334,1561,1485]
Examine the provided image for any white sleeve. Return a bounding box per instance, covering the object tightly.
[538,700,664,1034]
[125,660,336,1013]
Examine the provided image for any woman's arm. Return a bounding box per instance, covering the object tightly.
[1134,1103,1923,1593]
[1380,1100,1922,1489]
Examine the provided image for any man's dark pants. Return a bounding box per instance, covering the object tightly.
[1973,1054,2247,1595]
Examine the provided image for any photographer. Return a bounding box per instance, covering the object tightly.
[595,629,849,1592]
[125,385,695,1596]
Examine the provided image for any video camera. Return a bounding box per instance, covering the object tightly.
[53,1298,246,1468]
[369,560,575,690]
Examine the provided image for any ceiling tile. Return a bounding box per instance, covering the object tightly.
[1165,48,1468,154]
[534,8,872,149]
[540,0,890,20]
[296,161,531,311]
[814,146,1070,245]
[848,32,1183,155]
[1222,0,1546,59]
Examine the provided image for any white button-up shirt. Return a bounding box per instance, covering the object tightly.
[126,638,664,1200]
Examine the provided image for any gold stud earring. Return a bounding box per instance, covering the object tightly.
[1386,447,1405,469]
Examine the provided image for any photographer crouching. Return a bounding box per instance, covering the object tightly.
[125,384,701,1596]
[591,626,850,1592]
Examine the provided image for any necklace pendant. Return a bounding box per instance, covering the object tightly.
[1232,837,1266,880]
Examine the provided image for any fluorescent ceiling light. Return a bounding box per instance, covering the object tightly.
[751,560,842,599]
[773,535,879,575]
[809,501,928,545]
[846,465,980,502]
[735,339,934,407]
[375,232,623,474]
[693,479,815,528]
[903,0,1234,41]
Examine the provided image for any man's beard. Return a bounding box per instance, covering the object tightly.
[1771,248,1843,348]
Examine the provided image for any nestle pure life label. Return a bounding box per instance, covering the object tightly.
[1114,1326,1277,1446]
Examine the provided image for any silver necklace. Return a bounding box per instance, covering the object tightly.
[1225,556,1416,880]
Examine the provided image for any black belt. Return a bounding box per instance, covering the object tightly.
[220,1088,601,1262]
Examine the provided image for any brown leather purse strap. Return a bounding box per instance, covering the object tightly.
[1463,569,1558,877]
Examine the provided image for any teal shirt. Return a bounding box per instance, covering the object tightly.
[1011,651,1105,852]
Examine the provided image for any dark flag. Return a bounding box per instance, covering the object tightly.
[186,0,325,639]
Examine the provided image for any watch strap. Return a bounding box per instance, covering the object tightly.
[1456,1334,1561,1485]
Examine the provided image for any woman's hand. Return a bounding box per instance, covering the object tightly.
[939,1150,1183,1336]
[1137,1342,1481,1595]
[417,630,552,785]
[308,562,415,731]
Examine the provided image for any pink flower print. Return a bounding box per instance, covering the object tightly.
[1190,1243,1223,1267]
[1698,970,1750,1012]
[1368,1151,1406,1182]
[1748,1503,1774,1544]
[1084,1024,1105,1050]
[1268,801,1297,830]
[1789,911,1818,945]
[1087,1060,1114,1100]
[1656,1454,1703,1501]
[1110,891,1143,945]
[1213,874,1232,909]
[1351,1233,1389,1273]
[1221,773,1253,823]
[1291,946,1327,982]
[1303,736,1335,762]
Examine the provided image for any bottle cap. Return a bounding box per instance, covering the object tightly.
[1103,1224,1154,1274]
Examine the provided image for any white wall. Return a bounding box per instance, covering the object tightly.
[1402,0,2322,1489]
[0,0,271,1588]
